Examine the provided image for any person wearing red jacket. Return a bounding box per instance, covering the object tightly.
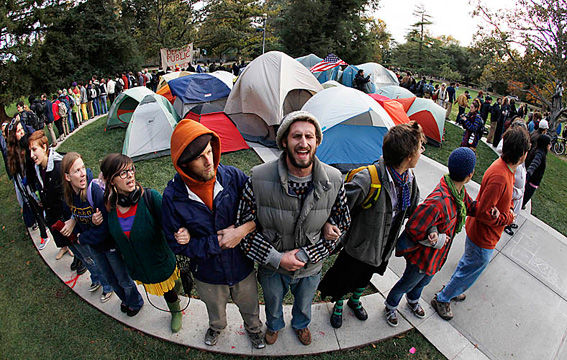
[51,95,64,141]
[431,126,530,321]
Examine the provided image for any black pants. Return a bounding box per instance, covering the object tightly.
[523,183,537,207]
[54,119,64,137]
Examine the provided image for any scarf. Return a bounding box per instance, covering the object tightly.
[444,174,466,234]
[389,167,411,211]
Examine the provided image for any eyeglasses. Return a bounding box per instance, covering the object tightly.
[115,166,135,179]
[420,145,426,154]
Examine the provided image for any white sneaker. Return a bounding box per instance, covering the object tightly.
[38,237,50,250]
[100,292,113,303]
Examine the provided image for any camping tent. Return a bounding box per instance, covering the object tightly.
[296,54,323,69]
[376,85,415,100]
[340,65,359,87]
[168,72,233,118]
[313,66,341,84]
[406,98,446,146]
[301,86,395,171]
[322,80,344,89]
[106,87,155,129]
[225,51,323,146]
[368,94,411,125]
[157,71,194,91]
[184,105,249,154]
[355,63,399,92]
[122,94,180,161]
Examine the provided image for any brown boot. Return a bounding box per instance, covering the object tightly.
[265,330,278,345]
[294,327,312,345]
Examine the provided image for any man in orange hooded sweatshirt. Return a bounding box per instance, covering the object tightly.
[162,120,265,349]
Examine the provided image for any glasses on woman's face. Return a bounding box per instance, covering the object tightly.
[115,166,135,179]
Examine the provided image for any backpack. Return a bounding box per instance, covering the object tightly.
[345,164,382,210]
[115,79,124,92]
[68,95,75,108]
[57,101,68,117]
[89,87,97,99]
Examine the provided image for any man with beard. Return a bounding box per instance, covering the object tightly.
[162,120,265,349]
[237,111,351,346]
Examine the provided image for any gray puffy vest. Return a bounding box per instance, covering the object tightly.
[252,155,343,277]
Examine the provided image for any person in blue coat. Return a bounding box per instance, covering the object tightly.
[61,151,143,315]
[162,120,264,349]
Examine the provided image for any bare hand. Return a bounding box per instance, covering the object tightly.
[323,222,341,241]
[513,212,518,222]
[91,208,103,226]
[279,249,305,272]
[218,225,244,249]
[61,218,76,237]
[174,227,190,245]
[490,206,500,219]
[427,232,438,246]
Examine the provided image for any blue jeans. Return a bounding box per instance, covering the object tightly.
[93,98,100,116]
[99,95,108,114]
[91,248,143,309]
[385,260,434,309]
[437,236,494,303]
[68,243,112,293]
[258,267,321,332]
[67,112,74,131]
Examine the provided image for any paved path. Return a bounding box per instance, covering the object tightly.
[28,136,567,359]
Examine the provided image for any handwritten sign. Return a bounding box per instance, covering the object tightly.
[160,43,194,71]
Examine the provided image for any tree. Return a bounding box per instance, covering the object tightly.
[408,3,433,60]
[474,0,567,130]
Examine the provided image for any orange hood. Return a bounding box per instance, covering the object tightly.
[170,119,221,188]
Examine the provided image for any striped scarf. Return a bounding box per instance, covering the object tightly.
[389,167,411,211]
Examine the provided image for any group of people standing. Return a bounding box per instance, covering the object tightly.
[1,101,537,349]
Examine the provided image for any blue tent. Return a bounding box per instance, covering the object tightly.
[340,65,359,88]
[168,73,232,117]
[314,66,340,84]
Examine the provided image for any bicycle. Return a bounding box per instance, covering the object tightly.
[551,134,566,155]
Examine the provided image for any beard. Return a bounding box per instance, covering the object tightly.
[284,144,315,169]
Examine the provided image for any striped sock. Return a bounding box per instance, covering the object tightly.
[350,288,365,309]
[333,299,344,316]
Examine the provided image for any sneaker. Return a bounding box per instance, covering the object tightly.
[407,302,426,319]
[88,283,101,292]
[100,292,113,303]
[431,294,453,321]
[385,308,398,327]
[294,328,312,346]
[504,226,514,236]
[120,303,128,313]
[265,330,278,345]
[38,237,50,250]
[70,257,81,271]
[127,307,141,317]
[247,331,266,349]
[31,223,39,231]
[76,264,87,275]
[204,328,221,346]
[452,293,466,302]
[347,299,368,320]
[510,223,519,229]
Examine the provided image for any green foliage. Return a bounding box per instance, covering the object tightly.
[276,0,383,64]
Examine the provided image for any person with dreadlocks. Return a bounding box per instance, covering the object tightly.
[318,121,425,329]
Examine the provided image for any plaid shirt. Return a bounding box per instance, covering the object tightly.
[404,177,477,275]
[236,177,350,265]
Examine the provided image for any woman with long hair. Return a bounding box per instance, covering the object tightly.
[61,152,143,311]
[522,134,551,209]
[100,153,183,332]
[6,118,49,249]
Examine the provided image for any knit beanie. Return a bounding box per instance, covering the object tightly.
[275,111,323,151]
[448,147,476,181]
[178,134,213,166]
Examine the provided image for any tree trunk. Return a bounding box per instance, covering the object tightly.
[549,95,565,132]
[0,102,11,124]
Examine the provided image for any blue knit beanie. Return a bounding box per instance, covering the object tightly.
[448,147,476,181]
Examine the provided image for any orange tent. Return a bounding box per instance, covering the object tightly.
[368,94,410,125]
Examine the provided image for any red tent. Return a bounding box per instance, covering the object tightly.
[368,94,411,125]
[184,110,249,153]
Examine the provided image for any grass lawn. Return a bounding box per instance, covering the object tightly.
[0,116,444,359]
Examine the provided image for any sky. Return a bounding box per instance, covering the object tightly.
[374,0,517,46]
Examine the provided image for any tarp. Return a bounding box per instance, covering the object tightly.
[184,109,249,154]
[301,86,395,171]
[406,98,446,146]
[225,51,323,146]
[296,54,323,69]
[368,94,411,125]
[169,72,233,117]
[106,87,155,129]
[376,85,415,100]
[122,94,180,161]
[355,63,399,92]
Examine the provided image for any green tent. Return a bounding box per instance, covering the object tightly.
[122,93,180,161]
[106,87,155,129]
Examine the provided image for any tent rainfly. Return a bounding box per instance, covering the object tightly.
[225,51,323,146]
[106,87,156,129]
[355,63,400,93]
[122,94,180,161]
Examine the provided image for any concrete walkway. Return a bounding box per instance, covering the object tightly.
[28,137,567,359]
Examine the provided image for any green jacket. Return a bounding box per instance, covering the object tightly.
[107,189,177,284]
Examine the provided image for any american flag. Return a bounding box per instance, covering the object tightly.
[309,53,348,73]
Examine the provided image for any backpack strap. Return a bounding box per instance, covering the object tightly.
[361,164,382,209]
[86,181,94,208]
[142,188,154,218]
